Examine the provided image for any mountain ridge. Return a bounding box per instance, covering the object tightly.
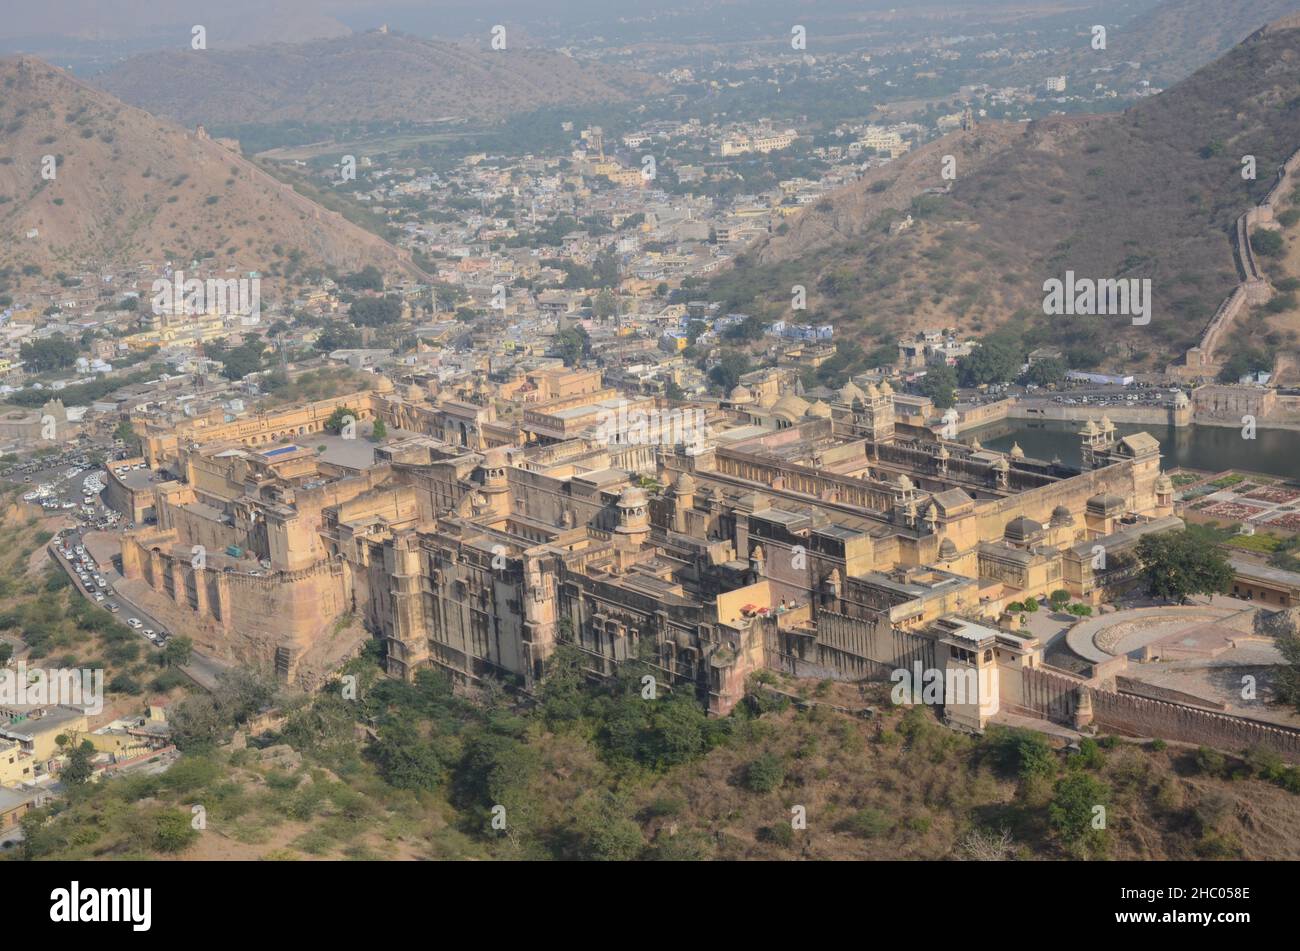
[91,30,668,128]
[0,55,425,284]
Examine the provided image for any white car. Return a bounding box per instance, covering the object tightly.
[127,618,142,629]
[93,593,105,602]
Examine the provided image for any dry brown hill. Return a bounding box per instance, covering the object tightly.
[753,122,1029,265]
[92,30,667,128]
[0,56,424,283]
[713,18,1300,373]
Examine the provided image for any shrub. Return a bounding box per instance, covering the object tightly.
[841,807,892,838]
[743,753,786,794]
[986,726,1057,780]
[758,822,795,846]
[1069,737,1105,770]
[1049,773,1109,846]
[1194,746,1227,777]
[152,810,199,853]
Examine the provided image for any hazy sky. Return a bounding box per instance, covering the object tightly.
[0,0,1109,44]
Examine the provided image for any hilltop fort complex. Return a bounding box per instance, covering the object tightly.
[105,364,1300,762]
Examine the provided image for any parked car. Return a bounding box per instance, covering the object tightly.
[127,618,142,629]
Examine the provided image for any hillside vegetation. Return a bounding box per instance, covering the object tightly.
[12,642,1300,861]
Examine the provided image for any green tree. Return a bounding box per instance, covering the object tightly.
[577,792,644,860]
[709,350,752,393]
[20,334,79,372]
[340,265,384,291]
[1137,531,1233,604]
[987,726,1056,780]
[349,295,403,327]
[957,336,1022,386]
[1024,357,1068,387]
[918,362,958,409]
[1049,772,1109,852]
[161,636,193,668]
[555,326,590,367]
[723,315,766,342]
[1253,228,1284,257]
[372,719,447,791]
[369,418,388,442]
[215,338,266,381]
[743,752,786,793]
[593,289,619,320]
[153,810,200,852]
[324,406,359,435]
[61,739,96,786]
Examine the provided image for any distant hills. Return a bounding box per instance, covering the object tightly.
[717,15,1300,373]
[0,56,423,281]
[1058,0,1300,89]
[92,30,668,128]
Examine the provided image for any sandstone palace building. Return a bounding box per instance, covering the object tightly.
[117,368,1185,734]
